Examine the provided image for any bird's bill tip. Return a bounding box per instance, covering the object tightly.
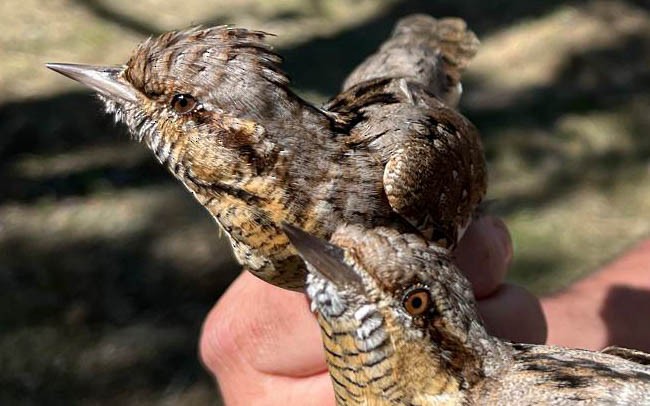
[282,223,364,290]
[45,62,137,104]
[45,62,79,73]
[45,62,119,80]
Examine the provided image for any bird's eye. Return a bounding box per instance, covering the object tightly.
[403,288,431,316]
[171,94,197,114]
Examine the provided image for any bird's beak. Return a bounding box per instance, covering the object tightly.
[46,63,138,104]
[283,224,365,292]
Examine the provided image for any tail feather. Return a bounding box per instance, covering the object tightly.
[343,15,479,107]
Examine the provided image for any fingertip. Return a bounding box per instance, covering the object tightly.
[478,283,547,344]
[454,216,513,298]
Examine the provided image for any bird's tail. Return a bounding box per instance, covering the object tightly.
[343,15,479,107]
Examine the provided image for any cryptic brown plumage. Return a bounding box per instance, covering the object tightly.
[47,15,486,290]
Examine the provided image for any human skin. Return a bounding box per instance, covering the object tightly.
[200,216,547,405]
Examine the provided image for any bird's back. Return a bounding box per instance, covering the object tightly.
[473,343,650,405]
[343,15,480,107]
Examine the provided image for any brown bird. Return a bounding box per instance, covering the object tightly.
[284,224,650,405]
[46,15,485,290]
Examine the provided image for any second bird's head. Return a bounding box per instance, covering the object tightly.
[284,224,486,351]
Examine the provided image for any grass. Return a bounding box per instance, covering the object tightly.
[1,0,648,404]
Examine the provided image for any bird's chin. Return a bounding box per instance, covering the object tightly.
[98,94,127,123]
[97,94,148,143]
[306,273,350,319]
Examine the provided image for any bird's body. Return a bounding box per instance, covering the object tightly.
[47,16,485,290]
[285,224,650,405]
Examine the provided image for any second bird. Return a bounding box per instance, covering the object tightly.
[47,15,486,290]
[285,224,650,405]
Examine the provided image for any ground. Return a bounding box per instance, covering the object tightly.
[0,0,649,404]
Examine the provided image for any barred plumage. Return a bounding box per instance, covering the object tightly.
[47,15,486,290]
[286,224,650,405]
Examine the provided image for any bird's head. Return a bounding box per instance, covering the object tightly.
[47,26,292,177]
[284,224,492,396]
[285,223,486,347]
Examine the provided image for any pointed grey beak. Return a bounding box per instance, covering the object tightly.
[283,224,364,292]
[46,63,138,104]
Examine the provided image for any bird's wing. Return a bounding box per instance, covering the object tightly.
[326,15,485,246]
[602,346,650,366]
[382,116,485,246]
[343,15,479,107]
[325,78,486,247]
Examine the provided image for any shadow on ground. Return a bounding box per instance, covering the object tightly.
[0,92,240,404]
[602,286,650,353]
[478,30,650,214]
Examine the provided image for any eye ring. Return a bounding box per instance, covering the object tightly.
[171,93,197,114]
[403,287,431,316]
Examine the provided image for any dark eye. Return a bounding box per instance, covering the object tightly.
[403,288,431,316]
[171,94,197,114]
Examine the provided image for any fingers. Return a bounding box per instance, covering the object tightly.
[200,272,336,404]
[216,364,335,406]
[478,283,547,344]
[212,354,334,406]
[456,216,546,343]
[200,272,325,379]
[454,215,513,298]
[457,216,547,344]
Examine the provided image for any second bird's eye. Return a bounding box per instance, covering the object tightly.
[171,94,197,114]
[403,288,431,316]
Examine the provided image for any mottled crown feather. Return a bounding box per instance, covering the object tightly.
[123,26,289,98]
[330,225,454,293]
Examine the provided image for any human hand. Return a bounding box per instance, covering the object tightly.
[200,216,547,405]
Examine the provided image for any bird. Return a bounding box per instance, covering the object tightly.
[46,15,486,290]
[284,224,650,405]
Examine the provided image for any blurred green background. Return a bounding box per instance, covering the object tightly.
[1,0,649,404]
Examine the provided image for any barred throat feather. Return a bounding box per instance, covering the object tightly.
[98,94,176,168]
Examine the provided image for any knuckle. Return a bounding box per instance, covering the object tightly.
[199,298,241,375]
